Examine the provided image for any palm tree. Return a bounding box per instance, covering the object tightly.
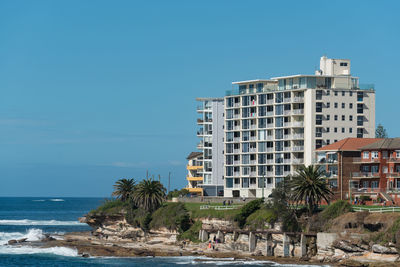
[112,178,136,202]
[290,165,333,215]
[132,179,166,211]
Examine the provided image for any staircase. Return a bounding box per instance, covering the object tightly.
[379,191,394,203]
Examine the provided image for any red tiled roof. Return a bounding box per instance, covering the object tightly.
[316,138,383,152]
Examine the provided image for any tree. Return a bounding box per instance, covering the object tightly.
[375,124,388,138]
[131,179,166,212]
[112,178,136,202]
[290,165,333,215]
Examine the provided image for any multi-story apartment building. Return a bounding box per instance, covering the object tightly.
[223,56,376,198]
[185,152,204,196]
[315,138,381,200]
[188,98,224,196]
[317,138,400,204]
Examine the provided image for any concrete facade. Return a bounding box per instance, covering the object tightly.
[223,56,376,198]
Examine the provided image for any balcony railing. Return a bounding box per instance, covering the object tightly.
[386,172,400,178]
[292,158,304,164]
[352,172,380,178]
[293,146,304,151]
[353,157,381,164]
[292,122,304,127]
[292,134,304,139]
[292,109,304,115]
[388,158,400,163]
[293,97,304,103]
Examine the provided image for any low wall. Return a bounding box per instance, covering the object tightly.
[174,196,258,204]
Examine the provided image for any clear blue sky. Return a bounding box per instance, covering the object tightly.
[0,0,398,197]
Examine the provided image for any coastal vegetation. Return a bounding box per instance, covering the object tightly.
[112,178,135,202]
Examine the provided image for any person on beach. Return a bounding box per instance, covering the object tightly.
[208,241,212,249]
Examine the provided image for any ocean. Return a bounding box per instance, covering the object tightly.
[0,197,324,266]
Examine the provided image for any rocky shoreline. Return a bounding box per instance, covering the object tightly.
[22,231,323,266]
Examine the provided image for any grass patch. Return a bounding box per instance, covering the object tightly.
[234,199,264,228]
[184,203,241,220]
[178,220,202,243]
[245,208,277,230]
[89,199,128,215]
[320,200,353,221]
[149,202,190,232]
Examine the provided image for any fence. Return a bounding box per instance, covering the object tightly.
[200,205,241,210]
[353,206,400,213]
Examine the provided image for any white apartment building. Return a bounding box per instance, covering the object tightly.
[191,98,224,196]
[223,56,376,198]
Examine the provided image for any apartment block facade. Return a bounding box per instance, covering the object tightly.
[223,56,376,198]
[317,138,400,205]
[188,98,224,196]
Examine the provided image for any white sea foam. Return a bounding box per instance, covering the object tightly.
[32,199,45,202]
[0,229,78,256]
[49,199,65,202]
[0,219,84,226]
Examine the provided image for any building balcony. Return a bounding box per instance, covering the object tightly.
[187,176,203,181]
[292,158,304,164]
[292,109,304,115]
[353,158,381,164]
[293,146,304,151]
[185,187,204,194]
[187,165,203,171]
[388,158,400,163]
[387,172,400,178]
[292,122,304,127]
[293,97,304,103]
[352,172,380,179]
[283,98,292,103]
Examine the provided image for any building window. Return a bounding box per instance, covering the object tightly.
[334,102,338,108]
[341,103,345,109]
[349,103,353,109]
[316,90,323,100]
[334,127,337,133]
[372,151,378,159]
[357,128,363,138]
[316,115,323,125]
[340,62,348,66]
[357,103,363,114]
[334,91,338,96]
[334,115,338,121]
[396,151,400,158]
[349,128,353,133]
[334,139,338,143]
[342,91,345,96]
[326,115,330,120]
[316,127,323,137]
[342,127,345,133]
[326,90,330,96]
[363,151,369,159]
[326,139,330,145]
[342,115,345,121]
[326,102,330,108]
[326,127,330,133]
[350,91,353,97]
[357,116,364,126]
[316,139,323,149]
[316,102,323,112]
[349,115,353,121]
[357,92,363,101]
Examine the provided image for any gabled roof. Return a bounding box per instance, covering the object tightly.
[316,138,382,152]
[186,152,203,160]
[360,138,400,150]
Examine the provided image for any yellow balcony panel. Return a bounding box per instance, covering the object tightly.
[187,165,203,170]
[186,187,203,193]
[187,176,203,181]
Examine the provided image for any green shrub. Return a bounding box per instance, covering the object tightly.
[89,199,128,215]
[125,207,151,231]
[149,202,190,232]
[245,208,277,230]
[320,200,353,221]
[178,220,202,242]
[234,199,264,228]
[360,195,372,201]
[167,189,189,200]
